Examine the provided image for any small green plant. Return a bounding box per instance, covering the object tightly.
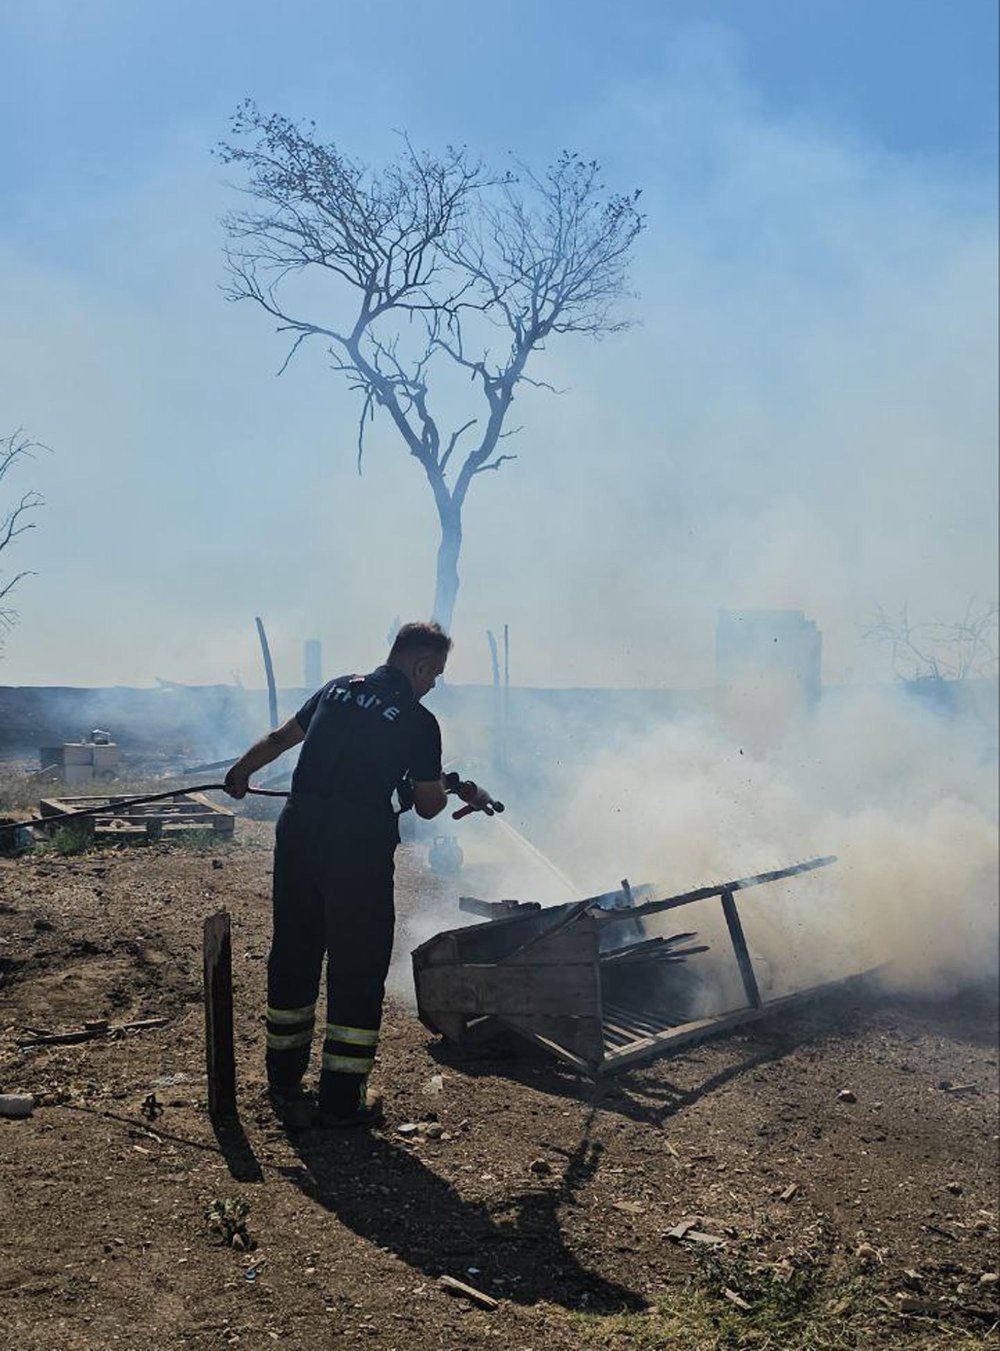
[169,829,228,852]
[698,1249,825,1322]
[51,826,92,856]
[206,1196,255,1250]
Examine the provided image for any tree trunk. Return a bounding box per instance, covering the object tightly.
[432,502,462,633]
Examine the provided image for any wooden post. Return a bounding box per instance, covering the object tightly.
[502,623,510,769]
[486,629,500,686]
[720,889,762,1009]
[203,910,237,1119]
[255,616,279,730]
[486,630,504,772]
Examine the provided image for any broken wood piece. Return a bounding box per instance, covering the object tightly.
[895,1292,935,1314]
[18,1029,95,1047]
[724,1288,752,1312]
[612,1200,644,1215]
[922,1223,960,1241]
[780,1183,799,1202]
[439,1275,499,1310]
[17,1016,168,1048]
[667,1220,727,1247]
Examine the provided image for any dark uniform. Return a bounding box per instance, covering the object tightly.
[264,664,442,1114]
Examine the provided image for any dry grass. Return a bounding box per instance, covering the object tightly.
[575,1251,999,1350]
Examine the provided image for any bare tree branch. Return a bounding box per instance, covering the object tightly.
[218,108,644,627]
[0,429,46,651]
[863,600,999,682]
[472,454,517,475]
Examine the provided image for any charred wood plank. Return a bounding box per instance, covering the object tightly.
[720,889,762,1009]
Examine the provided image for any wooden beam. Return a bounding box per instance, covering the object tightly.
[720,888,762,1009]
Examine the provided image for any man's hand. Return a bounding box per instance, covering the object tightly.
[449,777,501,819]
[224,766,250,800]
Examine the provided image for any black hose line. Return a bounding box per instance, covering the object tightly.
[0,782,287,836]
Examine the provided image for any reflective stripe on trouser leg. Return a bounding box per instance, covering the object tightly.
[326,1022,378,1047]
[321,1030,378,1113]
[265,1002,316,1088]
[267,1002,317,1025]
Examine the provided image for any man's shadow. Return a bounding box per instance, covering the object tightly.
[283,1111,644,1313]
[279,985,943,1312]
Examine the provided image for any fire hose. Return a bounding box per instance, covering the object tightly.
[0,775,504,836]
[0,783,286,837]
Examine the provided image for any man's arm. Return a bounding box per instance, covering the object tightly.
[224,717,304,798]
[412,779,448,820]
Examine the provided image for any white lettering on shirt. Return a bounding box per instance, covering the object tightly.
[383,706,400,721]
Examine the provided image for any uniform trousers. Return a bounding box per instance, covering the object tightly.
[264,795,396,1113]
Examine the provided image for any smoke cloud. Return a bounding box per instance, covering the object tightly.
[531,684,999,999]
[0,25,995,689]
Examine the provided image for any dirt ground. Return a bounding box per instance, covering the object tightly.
[0,816,997,1350]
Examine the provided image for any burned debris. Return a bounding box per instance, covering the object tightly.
[413,857,875,1076]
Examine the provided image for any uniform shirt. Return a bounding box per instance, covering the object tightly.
[290,665,442,822]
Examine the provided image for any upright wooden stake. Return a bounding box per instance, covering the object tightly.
[502,623,510,767]
[486,629,505,772]
[255,616,279,730]
[203,910,237,1119]
[486,629,500,686]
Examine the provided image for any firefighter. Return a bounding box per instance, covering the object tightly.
[224,621,493,1128]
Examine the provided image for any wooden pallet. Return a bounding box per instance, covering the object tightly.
[413,858,875,1076]
[38,792,235,840]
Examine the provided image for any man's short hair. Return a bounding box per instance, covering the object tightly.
[388,621,453,663]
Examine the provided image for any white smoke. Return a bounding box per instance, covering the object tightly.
[512,684,1000,999]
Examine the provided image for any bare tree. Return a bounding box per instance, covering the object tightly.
[863,600,999,682]
[218,104,643,630]
[0,430,44,651]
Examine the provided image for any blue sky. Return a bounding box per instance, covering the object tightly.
[0,1,996,687]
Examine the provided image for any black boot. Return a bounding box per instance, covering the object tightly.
[316,1088,384,1129]
[267,1083,316,1131]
